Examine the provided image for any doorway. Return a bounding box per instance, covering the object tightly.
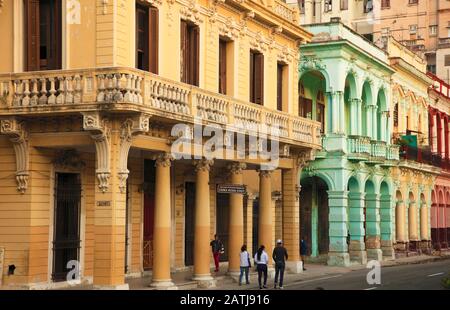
[184,182,195,266]
[143,159,155,270]
[216,193,230,262]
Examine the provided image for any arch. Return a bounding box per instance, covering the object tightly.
[344,73,358,135]
[347,176,360,193]
[300,170,335,192]
[396,190,403,202]
[379,180,390,196]
[376,88,388,142]
[361,81,373,137]
[299,68,331,93]
[364,179,375,194]
[299,70,328,134]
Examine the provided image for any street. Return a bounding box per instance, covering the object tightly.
[274,260,450,290]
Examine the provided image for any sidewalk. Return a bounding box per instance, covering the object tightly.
[128,250,450,290]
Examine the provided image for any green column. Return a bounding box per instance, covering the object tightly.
[348,192,367,264]
[365,193,382,261]
[327,191,350,266]
[372,105,378,140]
[356,99,363,136]
[365,103,372,138]
[311,180,318,257]
[349,99,357,135]
[380,195,395,259]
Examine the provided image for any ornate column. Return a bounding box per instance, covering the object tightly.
[150,153,175,289]
[227,162,246,275]
[365,103,372,138]
[328,92,339,134]
[355,99,363,136]
[349,99,358,135]
[380,111,387,143]
[327,191,350,266]
[395,200,407,251]
[365,193,382,261]
[338,92,345,134]
[348,192,367,264]
[0,118,29,194]
[408,199,419,250]
[259,169,273,267]
[380,194,395,259]
[244,194,256,256]
[193,159,215,287]
[420,202,429,251]
[371,105,378,140]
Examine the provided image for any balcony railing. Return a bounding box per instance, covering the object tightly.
[348,135,371,155]
[0,67,321,147]
[399,144,444,169]
[438,37,450,48]
[370,140,387,159]
[386,144,400,161]
[273,0,298,23]
[346,135,399,162]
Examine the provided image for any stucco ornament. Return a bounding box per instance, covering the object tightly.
[0,118,29,194]
[180,0,203,25]
[299,55,326,73]
[82,112,111,193]
[118,114,151,193]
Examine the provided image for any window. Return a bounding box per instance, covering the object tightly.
[409,24,418,35]
[180,20,200,86]
[381,27,390,35]
[364,0,373,13]
[25,0,62,71]
[381,0,390,8]
[362,33,374,42]
[298,82,312,119]
[429,25,437,36]
[427,64,436,74]
[445,55,450,67]
[394,103,398,127]
[136,3,158,73]
[219,39,227,95]
[250,50,264,105]
[408,0,418,5]
[324,0,332,12]
[299,0,305,13]
[316,91,325,133]
[340,0,348,10]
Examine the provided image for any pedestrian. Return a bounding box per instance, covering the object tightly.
[300,235,308,271]
[210,234,224,272]
[272,239,288,289]
[239,244,251,286]
[254,245,268,289]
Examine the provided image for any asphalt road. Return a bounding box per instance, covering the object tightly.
[280,259,450,290]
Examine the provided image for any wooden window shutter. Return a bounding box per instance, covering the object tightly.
[219,40,227,94]
[180,20,188,83]
[25,0,40,71]
[136,4,149,71]
[254,53,264,105]
[250,51,255,103]
[191,25,200,86]
[149,7,159,74]
[277,64,283,111]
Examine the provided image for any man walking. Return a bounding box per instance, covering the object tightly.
[210,234,224,272]
[272,239,288,289]
[300,236,308,271]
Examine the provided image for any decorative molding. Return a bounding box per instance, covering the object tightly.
[194,158,214,172]
[296,150,315,169]
[218,17,239,40]
[227,162,247,175]
[154,152,174,168]
[82,112,110,193]
[249,31,267,52]
[180,0,203,25]
[258,169,272,178]
[102,0,108,15]
[0,118,29,194]
[118,114,150,193]
[299,55,326,73]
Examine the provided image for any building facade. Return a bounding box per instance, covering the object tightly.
[298,22,399,266]
[0,0,321,289]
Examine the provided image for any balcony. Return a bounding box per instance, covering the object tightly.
[273,0,299,23]
[0,67,321,148]
[346,135,399,163]
[438,37,450,49]
[399,145,443,170]
[347,135,371,160]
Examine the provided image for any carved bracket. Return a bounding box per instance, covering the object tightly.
[0,118,29,194]
[82,112,110,193]
[118,114,150,193]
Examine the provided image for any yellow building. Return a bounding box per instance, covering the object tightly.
[0,0,320,289]
[387,37,439,254]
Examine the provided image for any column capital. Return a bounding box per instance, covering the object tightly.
[154,153,174,168]
[194,158,214,172]
[258,169,273,178]
[296,150,315,169]
[227,162,247,175]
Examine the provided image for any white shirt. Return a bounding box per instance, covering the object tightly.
[240,251,251,267]
[254,250,269,265]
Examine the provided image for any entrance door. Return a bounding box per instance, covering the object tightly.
[317,183,329,255]
[185,182,195,266]
[216,193,230,262]
[300,184,312,256]
[52,173,81,281]
[143,160,155,270]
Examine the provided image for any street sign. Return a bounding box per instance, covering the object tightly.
[217,184,246,194]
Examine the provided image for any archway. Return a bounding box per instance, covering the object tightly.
[361,82,373,138]
[344,73,358,136]
[300,176,330,261]
[430,190,438,249]
[376,89,388,142]
[395,190,406,245]
[380,181,393,258]
[299,70,328,135]
[347,176,366,263]
[364,179,382,260]
[408,192,419,251]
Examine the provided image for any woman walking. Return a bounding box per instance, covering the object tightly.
[254,245,268,289]
[239,245,251,286]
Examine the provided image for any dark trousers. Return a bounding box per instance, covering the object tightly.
[257,264,268,287]
[239,267,249,284]
[213,252,220,271]
[274,262,285,287]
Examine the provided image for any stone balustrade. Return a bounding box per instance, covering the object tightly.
[273,0,298,23]
[0,67,321,147]
[386,145,400,161]
[347,135,371,155]
[371,140,387,159]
